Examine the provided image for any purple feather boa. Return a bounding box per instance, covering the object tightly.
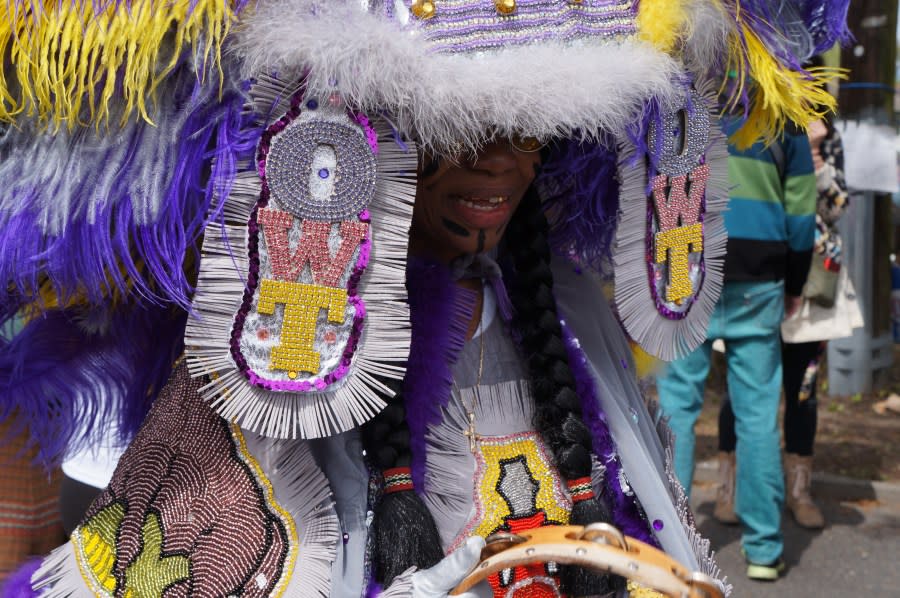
[561,323,659,547]
[1,557,40,598]
[537,138,620,272]
[404,258,475,491]
[0,63,258,316]
[0,305,186,467]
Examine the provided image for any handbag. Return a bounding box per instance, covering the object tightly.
[803,252,840,308]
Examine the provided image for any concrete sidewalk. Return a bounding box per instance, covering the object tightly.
[691,467,900,597]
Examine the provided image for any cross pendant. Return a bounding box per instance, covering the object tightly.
[463,411,479,453]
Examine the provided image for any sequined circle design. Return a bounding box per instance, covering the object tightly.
[646,90,712,318]
[266,119,377,221]
[72,364,296,597]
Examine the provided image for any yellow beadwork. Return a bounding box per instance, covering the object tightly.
[257,279,347,375]
[122,513,190,598]
[654,222,702,303]
[76,502,126,594]
[626,580,667,597]
[472,434,570,540]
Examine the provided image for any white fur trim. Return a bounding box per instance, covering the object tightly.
[232,2,683,153]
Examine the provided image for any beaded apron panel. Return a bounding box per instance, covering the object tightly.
[71,364,296,597]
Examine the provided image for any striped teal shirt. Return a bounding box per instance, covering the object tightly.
[722,122,816,296]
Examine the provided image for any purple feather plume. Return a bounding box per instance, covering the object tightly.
[1,558,41,598]
[0,304,187,467]
[537,139,620,273]
[404,258,475,491]
[0,60,258,316]
[798,0,853,54]
[562,324,658,547]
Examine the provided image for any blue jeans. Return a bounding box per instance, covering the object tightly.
[657,280,785,564]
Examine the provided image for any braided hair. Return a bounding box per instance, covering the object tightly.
[503,186,623,596]
[361,379,444,583]
[362,175,623,596]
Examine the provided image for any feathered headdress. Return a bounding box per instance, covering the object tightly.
[0,0,850,457]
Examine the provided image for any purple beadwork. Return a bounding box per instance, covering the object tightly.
[411,0,639,54]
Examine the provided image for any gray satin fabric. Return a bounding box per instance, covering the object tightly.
[551,256,701,571]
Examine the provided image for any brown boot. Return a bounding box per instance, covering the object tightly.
[784,453,825,529]
[713,451,739,524]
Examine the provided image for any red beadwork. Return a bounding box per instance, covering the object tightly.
[258,208,368,287]
[383,467,414,494]
[566,476,595,503]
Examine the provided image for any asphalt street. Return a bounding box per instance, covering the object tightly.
[690,480,900,597]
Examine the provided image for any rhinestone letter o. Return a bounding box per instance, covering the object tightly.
[266,120,377,221]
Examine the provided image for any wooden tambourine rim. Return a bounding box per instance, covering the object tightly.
[450,524,723,598]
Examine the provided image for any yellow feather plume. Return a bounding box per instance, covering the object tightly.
[725,25,845,148]
[637,0,690,54]
[0,0,239,129]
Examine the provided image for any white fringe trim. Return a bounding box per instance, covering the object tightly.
[613,82,728,361]
[240,433,340,597]
[31,542,99,597]
[647,400,732,597]
[185,75,415,439]
[232,2,683,154]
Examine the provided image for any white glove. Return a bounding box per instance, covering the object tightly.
[411,536,486,598]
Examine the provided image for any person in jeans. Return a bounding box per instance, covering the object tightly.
[656,120,816,581]
[718,111,852,530]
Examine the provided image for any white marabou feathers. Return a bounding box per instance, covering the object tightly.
[232,1,684,153]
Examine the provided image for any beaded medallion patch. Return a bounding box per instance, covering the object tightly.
[68,365,296,598]
[457,432,571,598]
[614,83,728,360]
[185,78,415,438]
[233,101,375,392]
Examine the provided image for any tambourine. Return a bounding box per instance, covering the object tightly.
[450,523,723,598]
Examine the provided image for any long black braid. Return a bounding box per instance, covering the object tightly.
[504,186,623,596]
[361,379,444,584]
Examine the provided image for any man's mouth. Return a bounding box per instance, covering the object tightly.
[454,195,510,211]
